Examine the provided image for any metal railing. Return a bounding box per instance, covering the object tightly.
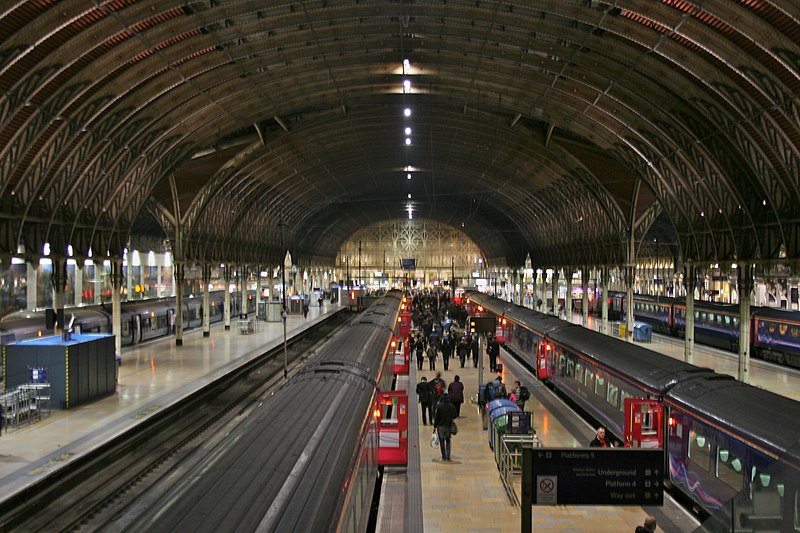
[498,432,542,507]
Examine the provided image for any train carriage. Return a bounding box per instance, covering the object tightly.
[630,294,675,334]
[545,326,715,443]
[595,292,800,371]
[464,290,800,529]
[752,308,800,367]
[1,291,233,349]
[665,377,800,530]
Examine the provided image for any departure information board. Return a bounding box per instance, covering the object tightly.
[521,447,664,532]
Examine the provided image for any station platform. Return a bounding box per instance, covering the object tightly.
[377,346,701,533]
[0,303,341,504]
[3,301,793,532]
[570,314,800,402]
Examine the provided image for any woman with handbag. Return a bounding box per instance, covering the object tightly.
[433,393,457,462]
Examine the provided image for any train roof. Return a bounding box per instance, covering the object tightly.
[667,377,800,464]
[464,291,570,336]
[548,326,716,393]
[752,306,800,322]
[503,306,573,336]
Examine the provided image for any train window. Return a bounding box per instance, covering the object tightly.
[121,322,130,336]
[688,431,711,471]
[575,362,584,384]
[584,370,594,390]
[142,317,151,329]
[732,316,739,328]
[619,390,631,413]
[606,383,619,409]
[558,354,566,372]
[566,359,575,378]
[716,449,744,491]
[594,375,606,397]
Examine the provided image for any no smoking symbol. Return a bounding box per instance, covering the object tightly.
[539,478,554,493]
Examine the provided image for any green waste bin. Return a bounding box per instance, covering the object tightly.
[493,415,511,464]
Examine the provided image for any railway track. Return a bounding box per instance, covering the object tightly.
[0,311,350,532]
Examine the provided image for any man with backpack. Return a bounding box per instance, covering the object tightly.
[492,375,507,400]
[511,380,530,410]
[429,372,445,415]
[486,334,500,372]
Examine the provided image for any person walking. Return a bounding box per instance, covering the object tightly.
[441,335,452,371]
[457,337,469,368]
[414,335,425,370]
[427,342,438,370]
[429,372,445,416]
[486,334,500,372]
[470,335,479,368]
[416,377,433,425]
[433,392,457,462]
[447,375,465,417]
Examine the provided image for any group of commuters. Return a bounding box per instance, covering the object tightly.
[415,372,463,461]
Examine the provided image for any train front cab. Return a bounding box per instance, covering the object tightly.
[396,295,412,338]
[375,390,409,466]
[390,336,410,375]
[494,315,509,344]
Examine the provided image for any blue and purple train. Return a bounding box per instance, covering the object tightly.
[597,292,800,369]
[0,291,251,350]
[467,290,800,532]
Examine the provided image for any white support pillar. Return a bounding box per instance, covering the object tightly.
[551,269,559,316]
[738,264,753,383]
[157,264,163,298]
[601,267,609,335]
[625,265,635,342]
[255,265,262,320]
[684,264,696,365]
[565,268,573,322]
[581,267,589,328]
[125,252,133,302]
[111,259,123,361]
[240,265,248,317]
[202,264,211,337]
[74,263,83,307]
[224,265,231,330]
[93,262,102,304]
[175,262,184,346]
[27,262,38,310]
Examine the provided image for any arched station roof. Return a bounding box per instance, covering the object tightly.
[0,1,798,269]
